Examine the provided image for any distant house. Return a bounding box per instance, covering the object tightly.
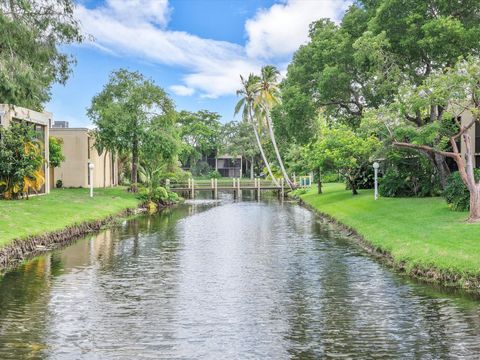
[52,120,69,128]
[215,155,242,177]
[181,153,244,178]
[0,104,52,194]
[50,127,118,188]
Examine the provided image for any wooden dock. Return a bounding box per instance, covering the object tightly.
[168,178,291,200]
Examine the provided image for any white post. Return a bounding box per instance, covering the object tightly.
[309,173,313,187]
[293,173,296,186]
[237,177,241,199]
[373,162,379,200]
[88,163,95,198]
[191,178,195,199]
[257,177,260,201]
[214,178,218,199]
[281,178,284,199]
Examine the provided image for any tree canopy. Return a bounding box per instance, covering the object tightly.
[87,69,177,191]
[0,0,84,109]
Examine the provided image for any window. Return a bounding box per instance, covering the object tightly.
[475,121,480,154]
[87,136,91,159]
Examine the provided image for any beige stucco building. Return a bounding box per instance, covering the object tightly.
[50,128,118,188]
[0,104,52,194]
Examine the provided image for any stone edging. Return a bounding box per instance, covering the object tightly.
[296,197,480,294]
[0,207,141,273]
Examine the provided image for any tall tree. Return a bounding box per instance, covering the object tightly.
[221,120,260,179]
[235,74,279,186]
[0,0,84,109]
[280,1,480,188]
[87,69,175,192]
[387,57,480,221]
[177,110,221,171]
[255,65,293,189]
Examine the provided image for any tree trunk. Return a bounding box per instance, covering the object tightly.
[248,109,279,187]
[433,153,450,190]
[265,111,293,189]
[348,177,358,195]
[103,152,107,188]
[317,167,322,194]
[468,185,480,222]
[457,132,480,222]
[131,137,139,192]
[250,156,254,179]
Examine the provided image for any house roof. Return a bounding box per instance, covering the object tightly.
[0,104,52,126]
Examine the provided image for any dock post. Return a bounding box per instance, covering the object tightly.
[257,177,260,201]
[191,178,195,199]
[211,178,215,199]
[237,177,241,199]
[214,178,218,199]
[233,178,237,199]
[281,178,285,200]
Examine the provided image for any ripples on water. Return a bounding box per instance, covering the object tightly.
[0,195,480,359]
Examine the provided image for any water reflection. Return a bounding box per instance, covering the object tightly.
[0,197,479,359]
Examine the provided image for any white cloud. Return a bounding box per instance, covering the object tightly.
[169,85,195,96]
[245,0,350,59]
[75,0,349,98]
[106,0,171,27]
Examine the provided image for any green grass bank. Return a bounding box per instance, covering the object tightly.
[297,183,480,289]
[0,187,141,248]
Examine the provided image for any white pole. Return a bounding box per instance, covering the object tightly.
[373,162,379,200]
[257,177,260,201]
[237,177,241,199]
[88,163,94,197]
[281,178,284,199]
[191,178,195,199]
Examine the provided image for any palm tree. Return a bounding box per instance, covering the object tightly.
[235,74,279,186]
[255,65,294,189]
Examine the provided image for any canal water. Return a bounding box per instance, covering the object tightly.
[1,194,480,359]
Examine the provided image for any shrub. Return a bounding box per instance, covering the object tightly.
[191,161,212,176]
[151,186,169,202]
[322,171,340,183]
[208,170,221,179]
[443,170,480,211]
[167,191,179,202]
[379,149,441,197]
[137,186,180,205]
[0,122,45,199]
[291,188,308,197]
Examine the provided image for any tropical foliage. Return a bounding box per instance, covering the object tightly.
[0,122,45,199]
[49,136,65,168]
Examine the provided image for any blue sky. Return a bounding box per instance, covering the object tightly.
[48,0,349,127]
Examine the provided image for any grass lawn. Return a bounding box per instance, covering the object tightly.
[0,187,141,248]
[299,183,480,277]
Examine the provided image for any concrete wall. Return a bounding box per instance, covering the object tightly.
[0,104,52,194]
[50,128,118,188]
